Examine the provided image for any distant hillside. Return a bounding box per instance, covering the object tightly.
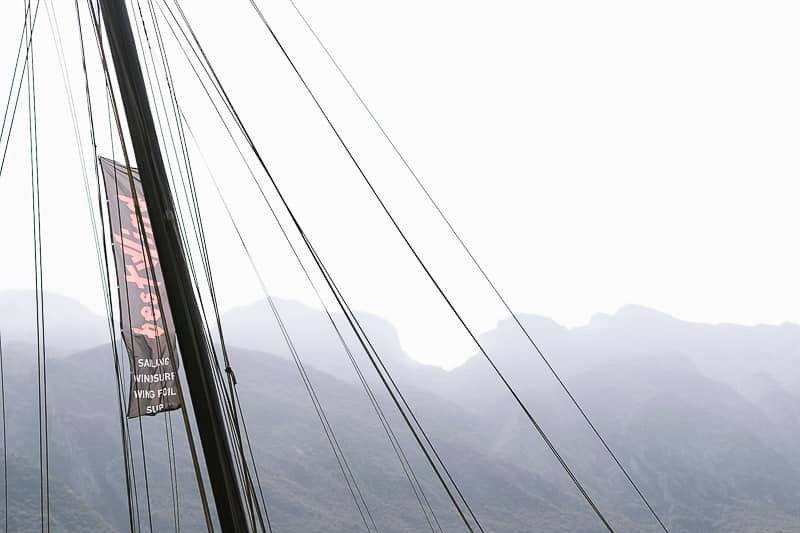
[221,297,450,390]
[0,291,107,356]
[2,292,800,532]
[3,344,601,533]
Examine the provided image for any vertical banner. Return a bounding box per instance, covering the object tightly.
[100,157,183,417]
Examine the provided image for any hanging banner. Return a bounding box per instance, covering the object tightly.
[100,157,183,418]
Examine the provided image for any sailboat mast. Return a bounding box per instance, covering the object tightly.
[95,1,250,530]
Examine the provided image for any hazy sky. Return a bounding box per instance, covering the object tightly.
[1,0,799,368]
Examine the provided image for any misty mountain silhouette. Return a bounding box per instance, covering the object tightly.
[1,291,799,532]
[0,291,107,356]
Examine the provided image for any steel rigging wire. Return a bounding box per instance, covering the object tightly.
[4,0,600,528]
[91,12,153,529]
[127,6,218,531]
[156,3,484,531]
[152,8,435,532]
[92,9,160,528]
[5,5,242,523]
[134,14,267,527]
[82,2,220,530]
[151,2,484,531]
[24,1,51,528]
[2,0,668,530]
[277,1,671,530]
[138,25,380,528]
[132,2,365,527]
[126,5,214,529]
[55,1,142,529]
[231,1,617,530]
[112,112,156,533]
[0,0,37,153]
[108,56,150,533]
[1,5,141,529]
[100,47,158,529]
[88,2,279,530]
[133,12,229,529]
[130,3,278,528]
[180,107,443,533]
[0,0,41,181]
[108,89,148,533]
[126,7,187,528]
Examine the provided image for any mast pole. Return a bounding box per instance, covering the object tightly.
[95,1,250,530]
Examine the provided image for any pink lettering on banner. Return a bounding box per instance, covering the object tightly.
[100,156,182,418]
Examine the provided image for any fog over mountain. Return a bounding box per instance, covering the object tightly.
[1,291,799,532]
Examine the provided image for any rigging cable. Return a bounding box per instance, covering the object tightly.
[108,88,146,533]
[61,1,140,529]
[135,6,382,531]
[169,82,379,533]
[126,5,193,530]
[0,0,36,152]
[178,111,427,533]
[166,413,182,532]
[24,2,51,528]
[138,5,268,522]
[129,4,271,526]
[89,4,169,530]
[304,226,484,533]
[0,4,28,155]
[242,1,615,530]
[163,414,180,533]
[85,9,151,530]
[151,64,378,533]
[151,5,484,532]
[109,69,148,533]
[99,4,236,532]
[110,156,155,533]
[87,1,257,530]
[0,0,41,181]
[151,2,484,531]
[181,109,443,533]
[127,20,221,533]
[281,1,670,530]
[263,270,381,533]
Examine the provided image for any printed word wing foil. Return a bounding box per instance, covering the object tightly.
[100,157,183,417]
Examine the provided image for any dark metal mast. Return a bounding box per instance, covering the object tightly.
[95,1,250,530]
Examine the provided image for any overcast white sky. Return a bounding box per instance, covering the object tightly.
[1,0,799,368]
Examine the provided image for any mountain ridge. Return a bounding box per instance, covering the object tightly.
[2,291,800,531]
